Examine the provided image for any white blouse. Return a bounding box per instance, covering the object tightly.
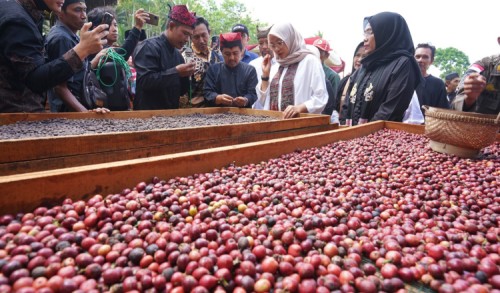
[254,54,328,114]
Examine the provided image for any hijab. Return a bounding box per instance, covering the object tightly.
[345,12,421,124]
[361,11,420,81]
[269,23,312,66]
[351,42,364,73]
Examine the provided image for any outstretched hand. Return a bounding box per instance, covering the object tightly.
[134,8,149,30]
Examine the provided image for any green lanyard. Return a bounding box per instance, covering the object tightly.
[96,48,131,87]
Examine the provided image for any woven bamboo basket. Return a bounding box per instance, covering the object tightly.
[422,106,500,158]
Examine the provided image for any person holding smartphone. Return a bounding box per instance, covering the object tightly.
[133,5,197,110]
[86,7,150,110]
[45,0,100,112]
[87,7,149,62]
[0,0,107,112]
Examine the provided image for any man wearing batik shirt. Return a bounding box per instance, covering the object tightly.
[204,32,257,108]
[179,16,223,108]
[133,5,196,110]
[452,35,500,114]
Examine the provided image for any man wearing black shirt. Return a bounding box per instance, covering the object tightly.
[414,43,449,110]
[45,0,91,112]
[204,32,257,108]
[133,5,196,110]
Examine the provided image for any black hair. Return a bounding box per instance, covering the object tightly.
[102,6,117,18]
[416,43,436,60]
[195,16,210,32]
[87,7,104,29]
[87,6,116,30]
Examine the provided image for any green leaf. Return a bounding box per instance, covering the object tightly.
[434,47,470,78]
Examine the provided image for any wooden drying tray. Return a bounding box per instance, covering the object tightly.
[0,108,333,176]
[0,121,428,215]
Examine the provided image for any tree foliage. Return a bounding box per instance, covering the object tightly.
[434,47,470,79]
[115,0,267,45]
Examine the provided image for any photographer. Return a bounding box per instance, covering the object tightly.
[133,5,197,110]
[87,7,149,63]
[86,7,149,110]
[0,0,107,113]
[45,0,111,112]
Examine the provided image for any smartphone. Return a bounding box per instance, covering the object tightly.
[211,36,220,50]
[145,12,159,26]
[184,46,194,63]
[101,12,114,30]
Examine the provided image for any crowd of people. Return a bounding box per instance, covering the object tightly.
[0,0,498,122]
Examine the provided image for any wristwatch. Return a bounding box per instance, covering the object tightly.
[261,76,269,81]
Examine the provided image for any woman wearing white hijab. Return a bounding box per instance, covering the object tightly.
[255,23,328,118]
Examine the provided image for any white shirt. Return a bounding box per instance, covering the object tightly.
[249,56,278,110]
[255,54,328,114]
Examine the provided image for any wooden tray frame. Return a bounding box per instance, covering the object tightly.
[0,121,414,214]
[1,121,497,215]
[0,108,333,175]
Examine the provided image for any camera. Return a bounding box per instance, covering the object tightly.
[145,12,159,26]
[101,12,114,30]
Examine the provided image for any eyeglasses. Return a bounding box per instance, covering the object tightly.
[363,29,374,38]
[269,40,285,50]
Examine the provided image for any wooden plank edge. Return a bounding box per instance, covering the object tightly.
[0,124,337,176]
[0,108,325,124]
[0,108,234,124]
[0,121,383,214]
[0,114,330,162]
[384,121,425,134]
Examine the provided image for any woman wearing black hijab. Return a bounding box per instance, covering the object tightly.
[341,12,422,125]
[337,41,364,117]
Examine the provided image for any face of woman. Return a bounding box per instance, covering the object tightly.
[269,34,289,59]
[353,46,365,70]
[363,23,376,56]
[107,19,118,44]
